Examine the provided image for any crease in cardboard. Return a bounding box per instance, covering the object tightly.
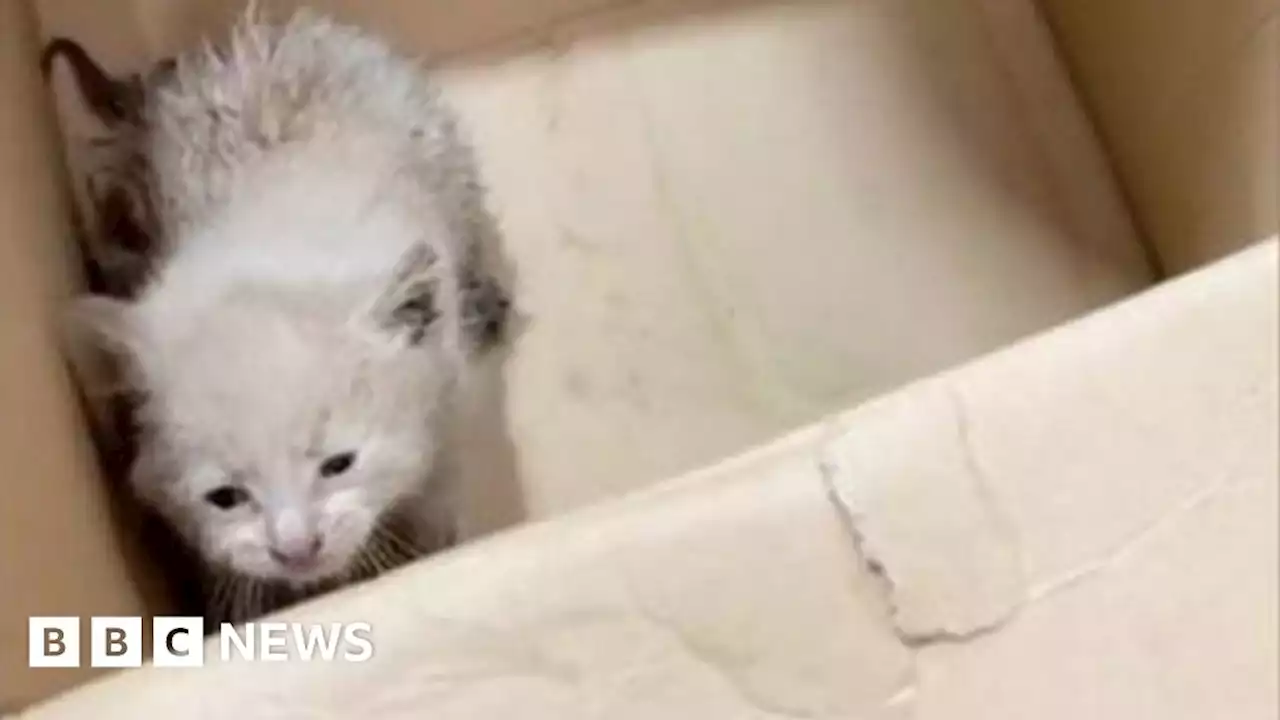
[1025,439,1272,605]
[632,607,827,720]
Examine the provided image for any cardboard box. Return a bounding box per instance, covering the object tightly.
[2,0,1276,716]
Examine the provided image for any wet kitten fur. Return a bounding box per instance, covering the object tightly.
[41,37,174,299]
[70,9,510,618]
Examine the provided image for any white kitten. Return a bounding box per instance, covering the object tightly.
[69,8,510,602]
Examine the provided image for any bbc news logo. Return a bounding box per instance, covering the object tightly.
[29,617,374,668]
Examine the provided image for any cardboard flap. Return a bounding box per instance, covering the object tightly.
[18,241,1276,719]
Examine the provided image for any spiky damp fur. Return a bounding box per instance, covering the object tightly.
[67,8,511,619]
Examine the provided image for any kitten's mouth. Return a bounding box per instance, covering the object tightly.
[262,546,360,589]
[274,561,335,584]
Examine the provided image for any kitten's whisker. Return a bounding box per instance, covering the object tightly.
[229,577,247,626]
[366,539,394,576]
[363,529,388,569]
[349,548,371,582]
[367,542,390,574]
[237,578,253,625]
[209,573,234,621]
[359,546,380,579]
[205,574,221,613]
[372,528,410,569]
[379,525,425,562]
[344,549,366,583]
[243,579,257,625]
[250,579,265,622]
[372,524,408,558]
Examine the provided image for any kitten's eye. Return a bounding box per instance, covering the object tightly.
[205,485,250,510]
[319,452,357,478]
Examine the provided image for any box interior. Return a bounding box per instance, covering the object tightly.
[2,0,1275,709]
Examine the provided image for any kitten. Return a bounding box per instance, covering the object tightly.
[65,7,511,623]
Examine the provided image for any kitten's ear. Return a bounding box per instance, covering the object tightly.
[368,243,441,344]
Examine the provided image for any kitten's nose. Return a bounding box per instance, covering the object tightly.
[269,534,323,568]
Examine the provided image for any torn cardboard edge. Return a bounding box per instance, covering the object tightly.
[818,383,1028,647]
[816,238,1278,648]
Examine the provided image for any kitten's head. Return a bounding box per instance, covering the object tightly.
[75,243,465,586]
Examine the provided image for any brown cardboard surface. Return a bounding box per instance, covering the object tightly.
[0,0,168,709]
[14,239,1276,720]
[1040,0,1280,273]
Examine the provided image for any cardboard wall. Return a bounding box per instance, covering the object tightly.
[1040,0,1280,274]
[0,0,169,709]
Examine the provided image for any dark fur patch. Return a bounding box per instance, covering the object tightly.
[42,36,170,300]
[461,271,512,351]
